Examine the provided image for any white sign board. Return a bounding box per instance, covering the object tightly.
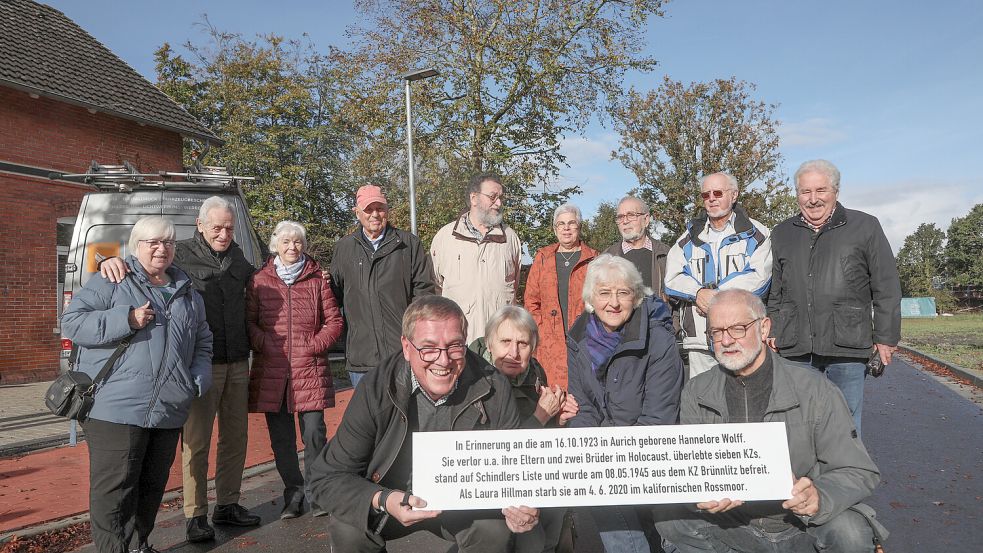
[412,422,793,510]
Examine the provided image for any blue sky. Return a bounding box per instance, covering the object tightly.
[45,0,983,251]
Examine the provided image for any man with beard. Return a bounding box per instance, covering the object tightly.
[665,173,772,379]
[767,159,901,436]
[603,196,672,299]
[655,289,887,553]
[430,173,522,344]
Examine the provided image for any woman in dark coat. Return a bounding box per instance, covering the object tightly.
[246,221,343,519]
[566,254,685,553]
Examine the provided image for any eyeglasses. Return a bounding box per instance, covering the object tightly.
[700,190,726,200]
[477,191,505,204]
[709,319,761,341]
[615,211,646,223]
[554,221,580,229]
[406,340,468,363]
[594,288,635,302]
[139,239,176,249]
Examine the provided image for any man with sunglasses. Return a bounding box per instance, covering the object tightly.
[665,172,772,378]
[307,295,540,552]
[431,172,522,344]
[767,160,900,436]
[655,289,887,553]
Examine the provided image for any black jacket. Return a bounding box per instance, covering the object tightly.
[306,349,520,533]
[330,225,435,373]
[767,203,901,358]
[567,296,684,428]
[174,232,256,363]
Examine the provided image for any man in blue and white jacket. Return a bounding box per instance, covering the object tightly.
[664,172,772,378]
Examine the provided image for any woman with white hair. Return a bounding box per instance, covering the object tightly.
[524,203,598,389]
[566,254,685,553]
[246,221,343,519]
[62,216,213,553]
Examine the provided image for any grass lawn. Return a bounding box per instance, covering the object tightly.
[901,314,983,371]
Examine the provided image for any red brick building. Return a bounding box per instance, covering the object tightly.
[0,0,219,383]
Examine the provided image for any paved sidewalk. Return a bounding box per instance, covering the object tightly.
[0,382,353,536]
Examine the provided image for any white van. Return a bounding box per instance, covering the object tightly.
[57,162,264,370]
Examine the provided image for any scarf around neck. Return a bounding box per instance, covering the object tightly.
[274,254,306,285]
[586,313,623,375]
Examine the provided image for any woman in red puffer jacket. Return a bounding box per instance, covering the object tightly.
[246,221,343,519]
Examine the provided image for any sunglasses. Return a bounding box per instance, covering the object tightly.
[700,190,726,200]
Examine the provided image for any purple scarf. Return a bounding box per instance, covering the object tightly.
[586,313,622,375]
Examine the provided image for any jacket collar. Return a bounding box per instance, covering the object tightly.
[540,242,598,267]
[695,351,801,416]
[450,212,508,244]
[125,255,193,294]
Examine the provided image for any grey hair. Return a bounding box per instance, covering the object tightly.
[402,295,468,342]
[582,254,651,311]
[128,216,175,253]
[701,172,739,192]
[617,195,649,213]
[484,305,540,352]
[198,196,235,222]
[552,203,583,227]
[268,220,308,254]
[794,159,841,192]
[707,289,767,321]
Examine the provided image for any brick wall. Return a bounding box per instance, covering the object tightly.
[0,86,184,383]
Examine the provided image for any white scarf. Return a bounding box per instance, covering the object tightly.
[274,254,306,285]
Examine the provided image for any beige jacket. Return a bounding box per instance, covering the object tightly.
[430,213,522,344]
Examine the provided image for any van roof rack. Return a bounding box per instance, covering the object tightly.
[51,160,255,191]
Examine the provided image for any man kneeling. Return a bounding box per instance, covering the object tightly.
[308,295,539,552]
[656,289,887,552]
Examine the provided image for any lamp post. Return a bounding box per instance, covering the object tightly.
[400,67,439,235]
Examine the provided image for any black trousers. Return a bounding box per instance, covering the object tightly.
[265,399,327,506]
[328,510,512,553]
[83,418,180,553]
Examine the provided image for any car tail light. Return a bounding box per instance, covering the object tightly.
[62,291,73,311]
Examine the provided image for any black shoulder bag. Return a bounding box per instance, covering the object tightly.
[44,333,135,421]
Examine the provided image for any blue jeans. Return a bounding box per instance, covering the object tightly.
[656,508,875,553]
[589,505,651,553]
[348,370,366,389]
[783,354,866,436]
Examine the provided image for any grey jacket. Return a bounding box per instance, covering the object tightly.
[681,352,880,526]
[330,225,434,373]
[307,349,521,533]
[767,203,901,358]
[61,256,213,429]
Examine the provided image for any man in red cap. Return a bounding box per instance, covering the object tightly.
[330,184,435,387]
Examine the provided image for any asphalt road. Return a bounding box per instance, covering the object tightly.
[72,354,982,552]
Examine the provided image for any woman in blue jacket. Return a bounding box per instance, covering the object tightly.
[567,254,685,553]
[62,216,212,553]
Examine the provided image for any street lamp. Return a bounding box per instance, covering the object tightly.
[400,67,439,235]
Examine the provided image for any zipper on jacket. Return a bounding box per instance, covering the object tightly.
[143,278,190,427]
[286,282,293,412]
[738,376,749,423]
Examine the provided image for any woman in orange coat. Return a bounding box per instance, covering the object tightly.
[523,203,598,388]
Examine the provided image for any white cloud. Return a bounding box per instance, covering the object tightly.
[839,179,983,253]
[779,118,848,147]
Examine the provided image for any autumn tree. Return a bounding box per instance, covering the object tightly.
[944,203,983,288]
[582,201,621,252]
[155,26,355,259]
[333,0,667,248]
[611,76,796,240]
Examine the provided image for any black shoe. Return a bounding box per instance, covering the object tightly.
[186,514,215,542]
[129,544,161,553]
[213,503,261,527]
[310,504,328,518]
[280,497,304,520]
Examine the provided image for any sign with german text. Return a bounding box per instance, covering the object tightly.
[412,422,793,510]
